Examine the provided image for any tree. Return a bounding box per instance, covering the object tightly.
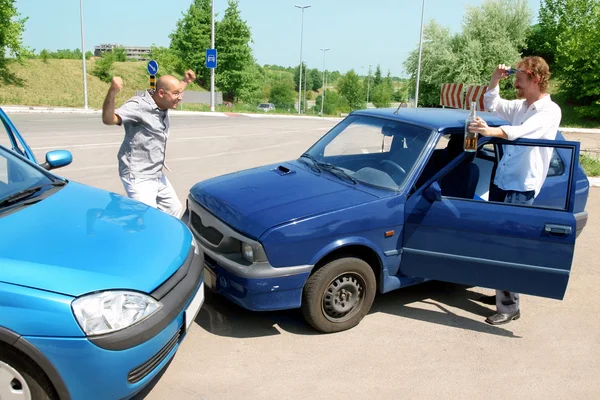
[92,52,115,83]
[0,0,30,83]
[40,49,49,63]
[310,68,322,91]
[149,45,180,76]
[170,0,212,87]
[269,76,296,110]
[529,0,600,119]
[215,0,261,102]
[293,62,313,92]
[337,70,366,110]
[113,47,127,62]
[314,89,349,115]
[373,65,382,87]
[403,0,532,106]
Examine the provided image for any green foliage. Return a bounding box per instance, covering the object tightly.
[337,70,366,110]
[373,65,382,87]
[545,0,600,119]
[113,47,127,62]
[92,52,115,83]
[269,76,296,110]
[293,62,315,92]
[38,48,92,60]
[310,68,322,91]
[314,89,350,115]
[40,49,49,63]
[403,0,531,106]
[215,0,261,102]
[0,0,31,83]
[371,70,395,108]
[149,45,180,76]
[580,153,600,177]
[170,0,212,86]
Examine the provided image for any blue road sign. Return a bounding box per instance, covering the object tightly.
[206,49,217,69]
[147,60,159,75]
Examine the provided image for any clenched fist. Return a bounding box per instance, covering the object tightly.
[183,70,196,84]
[111,76,124,92]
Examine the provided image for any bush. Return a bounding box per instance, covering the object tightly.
[92,53,115,83]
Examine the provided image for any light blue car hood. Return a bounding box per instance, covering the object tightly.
[0,181,192,297]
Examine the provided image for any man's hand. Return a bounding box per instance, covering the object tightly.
[183,70,196,84]
[493,64,512,81]
[469,117,507,139]
[110,76,124,93]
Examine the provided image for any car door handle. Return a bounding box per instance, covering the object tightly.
[544,224,572,237]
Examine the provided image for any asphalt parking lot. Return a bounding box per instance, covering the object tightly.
[7,112,600,399]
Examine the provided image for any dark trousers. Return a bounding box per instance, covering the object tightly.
[488,184,534,313]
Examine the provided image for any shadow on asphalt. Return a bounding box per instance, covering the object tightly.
[195,281,521,339]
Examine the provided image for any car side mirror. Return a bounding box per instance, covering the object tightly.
[41,150,72,170]
[423,182,442,202]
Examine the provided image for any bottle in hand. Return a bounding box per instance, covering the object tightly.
[464,101,478,152]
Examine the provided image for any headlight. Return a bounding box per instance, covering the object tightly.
[72,291,162,336]
[241,243,254,263]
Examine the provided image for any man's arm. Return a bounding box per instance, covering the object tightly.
[180,70,196,91]
[483,64,516,120]
[102,77,124,125]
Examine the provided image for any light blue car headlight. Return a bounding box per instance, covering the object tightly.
[71,291,162,336]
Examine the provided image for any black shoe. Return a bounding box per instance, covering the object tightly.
[477,294,496,305]
[485,311,520,325]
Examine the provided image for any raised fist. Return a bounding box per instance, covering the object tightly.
[111,76,124,92]
[184,70,196,83]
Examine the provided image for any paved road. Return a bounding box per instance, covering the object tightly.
[6,113,600,399]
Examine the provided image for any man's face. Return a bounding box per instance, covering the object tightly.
[513,69,536,99]
[157,83,183,109]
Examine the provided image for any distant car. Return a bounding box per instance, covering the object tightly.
[257,103,276,112]
[184,107,589,333]
[0,107,205,400]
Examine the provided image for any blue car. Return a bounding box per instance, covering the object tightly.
[185,107,589,333]
[0,107,205,400]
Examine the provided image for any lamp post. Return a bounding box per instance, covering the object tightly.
[366,64,372,107]
[303,60,308,113]
[295,5,310,114]
[415,0,425,108]
[320,48,330,115]
[79,0,88,110]
[210,0,215,112]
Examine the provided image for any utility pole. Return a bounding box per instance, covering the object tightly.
[295,5,311,114]
[320,48,330,115]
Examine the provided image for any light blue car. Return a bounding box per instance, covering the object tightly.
[0,107,205,400]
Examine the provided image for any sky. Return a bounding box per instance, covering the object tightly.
[15,0,542,78]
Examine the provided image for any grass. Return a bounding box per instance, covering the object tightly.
[0,59,204,109]
[580,153,600,177]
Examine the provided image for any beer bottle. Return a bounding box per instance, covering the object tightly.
[464,101,478,152]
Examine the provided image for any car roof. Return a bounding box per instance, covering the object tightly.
[351,107,509,132]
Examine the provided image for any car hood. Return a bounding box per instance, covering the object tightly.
[0,181,192,297]
[189,160,379,238]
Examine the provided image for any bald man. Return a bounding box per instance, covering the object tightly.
[101,70,196,218]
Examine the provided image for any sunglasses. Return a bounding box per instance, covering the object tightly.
[506,68,534,77]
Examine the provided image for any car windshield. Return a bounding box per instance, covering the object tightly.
[301,115,434,191]
[0,146,56,205]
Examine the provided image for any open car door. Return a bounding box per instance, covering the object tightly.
[399,138,581,300]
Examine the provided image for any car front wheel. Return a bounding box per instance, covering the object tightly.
[0,344,55,400]
[301,257,376,333]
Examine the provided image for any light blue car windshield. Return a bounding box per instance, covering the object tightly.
[0,146,54,204]
[302,115,434,191]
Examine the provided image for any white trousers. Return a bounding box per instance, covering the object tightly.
[120,173,182,218]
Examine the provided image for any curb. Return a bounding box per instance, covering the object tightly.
[589,177,600,188]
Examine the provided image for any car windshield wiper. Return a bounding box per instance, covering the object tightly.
[0,181,66,208]
[299,153,322,173]
[317,162,357,184]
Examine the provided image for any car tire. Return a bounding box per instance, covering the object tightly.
[0,344,56,400]
[301,257,376,333]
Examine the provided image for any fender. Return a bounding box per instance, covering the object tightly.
[0,326,71,400]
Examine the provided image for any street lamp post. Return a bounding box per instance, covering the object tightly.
[415,0,425,108]
[320,48,329,115]
[366,64,372,107]
[303,60,308,113]
[79,0,88,110]
[295,5,310,114]
[210,0,215,112]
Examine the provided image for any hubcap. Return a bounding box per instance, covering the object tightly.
[322,272,366,323]
[0,361,31,400]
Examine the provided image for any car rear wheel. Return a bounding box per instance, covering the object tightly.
[0,344,55,400]
[301,257,376,333]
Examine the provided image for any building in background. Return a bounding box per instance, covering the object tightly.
[94,44,151,60]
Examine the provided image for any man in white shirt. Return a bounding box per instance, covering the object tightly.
[468,56,562,325]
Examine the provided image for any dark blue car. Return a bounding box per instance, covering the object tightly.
[186,108,589,333]
[0,108,205,399]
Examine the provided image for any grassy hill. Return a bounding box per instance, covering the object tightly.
[0,59,205,109]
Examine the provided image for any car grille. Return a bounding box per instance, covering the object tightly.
[191,211,223,246]
[127,326,184,384]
